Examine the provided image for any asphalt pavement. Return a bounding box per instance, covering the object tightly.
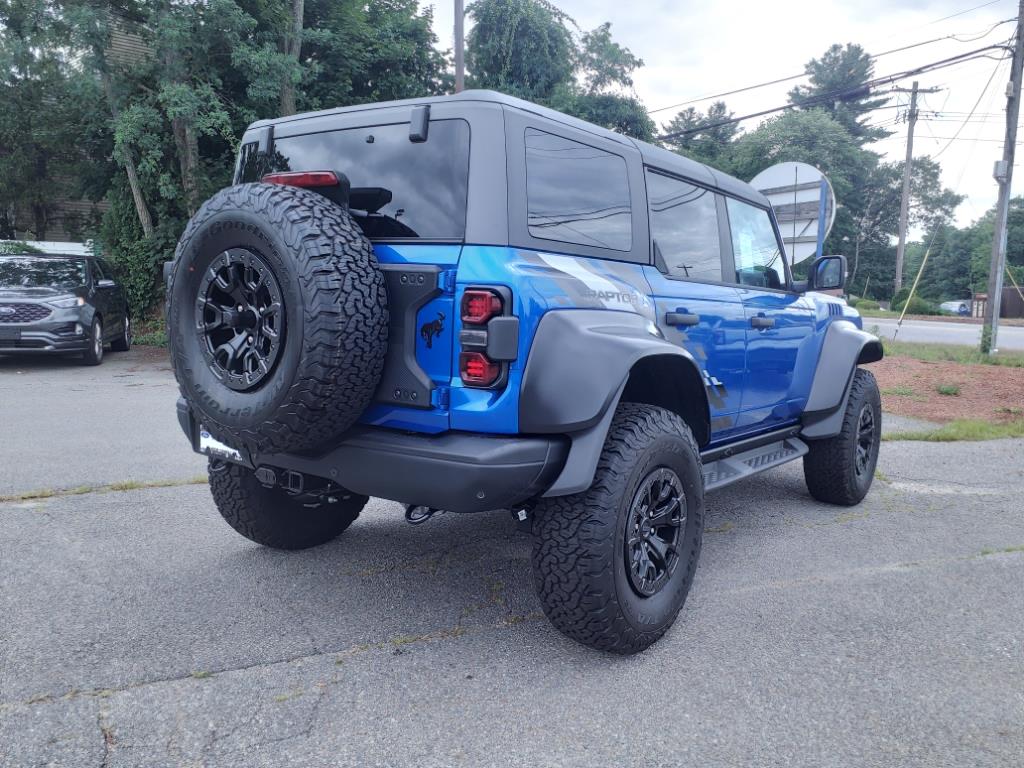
[868,317,1024,351]
[1,348,1023,767]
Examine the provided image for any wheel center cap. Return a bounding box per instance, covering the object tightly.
[225,308,258,329]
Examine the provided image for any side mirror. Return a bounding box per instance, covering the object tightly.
[807,254,846,292]
[97,278,116,289]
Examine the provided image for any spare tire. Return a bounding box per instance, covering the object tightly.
[167,182,388,455]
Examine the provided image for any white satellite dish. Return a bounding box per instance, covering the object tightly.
[751,162,836,264]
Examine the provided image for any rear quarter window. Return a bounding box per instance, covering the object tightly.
[239,119,470,241]
[524,128,632,252]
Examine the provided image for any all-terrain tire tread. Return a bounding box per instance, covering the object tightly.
[531,403,702,654]
[803,368,880,506]
[168,183,387,455]
[207,461,365,550]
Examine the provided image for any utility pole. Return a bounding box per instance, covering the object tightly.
[983,0,1024,354]
[454,0,465,93]
[891,81,939,295]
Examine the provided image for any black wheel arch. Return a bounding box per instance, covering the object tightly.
[519,309,711,497]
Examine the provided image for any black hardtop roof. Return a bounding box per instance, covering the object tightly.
[249,90,769,207]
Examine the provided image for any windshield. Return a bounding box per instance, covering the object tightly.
[0,256,87,290]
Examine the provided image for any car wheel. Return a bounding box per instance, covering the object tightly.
[531,403,704,654]
[207,459,367,550]
[111,313,131,352]
[81,318,104,366]
[803,368,881,506]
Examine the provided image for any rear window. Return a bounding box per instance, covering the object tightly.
[524,128,632,252]
[238,120,470,241]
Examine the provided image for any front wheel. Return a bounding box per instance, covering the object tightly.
[81,318,103,366]
[208,460,367,550]
[803,368,881,506]
[531,403,704,654]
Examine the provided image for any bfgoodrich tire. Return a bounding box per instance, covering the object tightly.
[208,460,367,550]
[531,403,704,654]
[803,368,881,506]
[167,183,388,455]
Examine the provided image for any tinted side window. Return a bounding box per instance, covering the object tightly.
[646,170,722,281]
[92,260,107,280]
[726,198,786,289]
[245,120,470,241]
[525,128,631,252]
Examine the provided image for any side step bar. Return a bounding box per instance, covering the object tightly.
[700,435,808,493]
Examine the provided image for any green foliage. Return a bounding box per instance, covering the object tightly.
[0,240,43,253]
[855,298,880,310]
[465,0,652,139]
[662,101,738,166]
[884,419,1024,442]
[893,295,939,316]
[935,383,961,396]
[788,43,892,145]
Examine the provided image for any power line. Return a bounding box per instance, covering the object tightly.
[932,54,1006,157]
[648,16,1013,115]
[657,44,1011,142]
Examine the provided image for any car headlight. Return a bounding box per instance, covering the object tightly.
[48,296,85,308]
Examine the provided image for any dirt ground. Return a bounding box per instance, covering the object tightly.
[873,356,1024,424]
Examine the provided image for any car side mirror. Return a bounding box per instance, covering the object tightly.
[806,255,846,292]
[97,279,116,289]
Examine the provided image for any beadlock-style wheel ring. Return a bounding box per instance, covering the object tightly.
[196,249,285,392]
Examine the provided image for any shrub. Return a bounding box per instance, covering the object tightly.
[855,299,880,310]
[893,295,939,315]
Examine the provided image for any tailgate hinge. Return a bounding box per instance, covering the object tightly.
[440,269,458,295]
[431,385,450,410]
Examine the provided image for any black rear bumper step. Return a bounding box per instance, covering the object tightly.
[177,399,568,513]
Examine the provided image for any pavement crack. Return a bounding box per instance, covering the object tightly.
[97,710,115,768]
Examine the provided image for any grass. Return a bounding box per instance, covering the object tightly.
[881,385,916,397]
[935,383,961,396]
[0,475,206,503]
[878,337,1024,368]
[133,315,167,347]
[883,419,1024,442]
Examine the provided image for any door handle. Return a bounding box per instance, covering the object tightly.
[665,311,700,327]
[750,315,775,330]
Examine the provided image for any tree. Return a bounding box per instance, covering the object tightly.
[465,0,574,101]
[788,43,891,145]
[465,0,653,139]
[661,101,739,167]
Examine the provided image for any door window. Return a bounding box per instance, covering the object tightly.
[726,198,787,290]
[524,128,632,252]
[646,170,722,282]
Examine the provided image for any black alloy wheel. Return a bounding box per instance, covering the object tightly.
[854,404,876,479]
[197,249,285,391]
[625,468,686,598]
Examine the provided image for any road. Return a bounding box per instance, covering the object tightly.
[868,317,1024,350]
[2,349,1024,767]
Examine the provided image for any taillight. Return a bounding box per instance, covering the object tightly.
[261,171,339,188]
[461,289,503,325]
[460,351,500,386]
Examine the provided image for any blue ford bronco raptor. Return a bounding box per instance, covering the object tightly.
[166,90,883,654]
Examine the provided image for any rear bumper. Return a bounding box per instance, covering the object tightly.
[176,399,568,512]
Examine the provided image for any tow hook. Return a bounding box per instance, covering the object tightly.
[405,504,442,525]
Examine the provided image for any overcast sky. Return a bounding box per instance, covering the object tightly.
[429,0,1016,230]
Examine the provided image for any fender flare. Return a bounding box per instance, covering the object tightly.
[519,309,710,497]
[800,320,884,440]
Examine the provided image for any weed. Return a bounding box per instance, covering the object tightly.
[884,419,1024,442]
[881,385,916,397]
[935,383,961,396]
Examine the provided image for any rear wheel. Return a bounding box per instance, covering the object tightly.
[111,313,131,352]
[531,403,704,654]
[208,460,367,550]
[803,368,881,506]
[81,318,103,366]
